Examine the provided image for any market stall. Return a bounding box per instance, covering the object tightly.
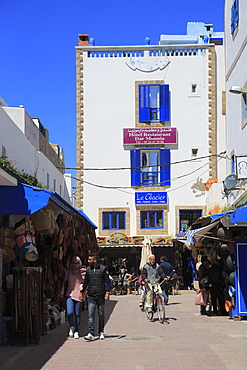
[0,182,97,345]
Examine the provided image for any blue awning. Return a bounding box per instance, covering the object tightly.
[76,209,97,228]
[0,183,97,228]
[209,206,247,224]
[229,205,247,224]
[209,211,233,221]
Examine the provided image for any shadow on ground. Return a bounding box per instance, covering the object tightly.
[0,299,118,370]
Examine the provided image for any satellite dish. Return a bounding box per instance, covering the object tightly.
[223,174,238,190]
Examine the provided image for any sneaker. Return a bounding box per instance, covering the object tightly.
[74,332,79,339]
[139,302,143,307]
[84,333,95,341]
[69,326,75,338]
[146,307,152,313]
[99,332,104,340]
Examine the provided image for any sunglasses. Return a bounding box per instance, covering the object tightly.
[72,261,80,264]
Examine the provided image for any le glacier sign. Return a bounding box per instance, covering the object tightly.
[123,127,177,145]
[135,192,168,205]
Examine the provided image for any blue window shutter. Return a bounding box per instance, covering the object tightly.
[160,84,170,122]
[139,85,150,122]
[231,0,239,33]
[130,149,141,186]
[160,149,170,187]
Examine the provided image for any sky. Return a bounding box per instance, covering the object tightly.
[0,0,225,175]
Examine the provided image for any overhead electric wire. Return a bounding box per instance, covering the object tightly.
[166,156,223,193]
[59,152,227,171]
[71,158,213,191]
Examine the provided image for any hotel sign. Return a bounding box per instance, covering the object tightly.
[123,127,177,145]
[135,191,167,205]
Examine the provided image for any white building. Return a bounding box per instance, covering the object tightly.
[225,0,247,207]
[75,22,226,265]
[0,100,74,205]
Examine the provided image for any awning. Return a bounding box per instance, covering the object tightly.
[76,209,97,228]
[229,205,247,224]
[99,244,143,248]
[186,220,220,247]
[185,205,247,248]
[208,206,247,225]
[0,183,97,228]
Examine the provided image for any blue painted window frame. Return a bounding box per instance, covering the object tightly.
[139,84,170,123]
[231,0,239,34]
[102,212,126,230]
[130,148,170,187]
[140,210,163,229]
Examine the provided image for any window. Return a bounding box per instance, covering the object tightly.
[102,212,126,230]
[141,210,163,229]
[191,148,198,157]
[179,210,202,233]
[141,150,159,185]
[231,0,239,34]
[242,93,247,126]
[130,148,170,187]
[191,84,197,93]
[139,84,170,122]
[231,155,235,173]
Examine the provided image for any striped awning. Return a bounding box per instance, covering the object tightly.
[186,220,220,247]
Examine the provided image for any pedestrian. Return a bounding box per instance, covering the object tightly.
[159,256,174,304]
[141,254,166,313]
[61,256,86,339]
[127,266,139,295]
[83,253,111,341]
[198,256,211,315]
[118,267,130,294]
[208,259,227,316]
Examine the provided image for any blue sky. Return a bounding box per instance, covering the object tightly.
[0,0,224,173]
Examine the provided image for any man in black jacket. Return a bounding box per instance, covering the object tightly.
[83,253,111,341]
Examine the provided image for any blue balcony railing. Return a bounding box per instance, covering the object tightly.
[141,171,159,185]
[150,108,160,121]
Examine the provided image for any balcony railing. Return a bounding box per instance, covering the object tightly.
[141,171,159,185]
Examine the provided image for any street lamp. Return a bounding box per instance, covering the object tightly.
[229,85,247,94]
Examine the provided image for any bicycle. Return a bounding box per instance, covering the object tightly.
[143,282,165,324]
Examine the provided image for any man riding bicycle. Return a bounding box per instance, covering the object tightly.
[141,254,166,313]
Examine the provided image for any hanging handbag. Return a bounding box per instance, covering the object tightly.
[195,289,209,306]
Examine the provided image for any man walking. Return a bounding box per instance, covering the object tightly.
[83,253,111,340]
[141,254,165,313]
[160,256,174,304]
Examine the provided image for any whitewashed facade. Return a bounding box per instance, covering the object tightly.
[0,102,73,204]
[76,23,226,247]
[225,0,247,207]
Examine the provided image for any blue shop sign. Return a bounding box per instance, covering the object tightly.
[135,191,167,205]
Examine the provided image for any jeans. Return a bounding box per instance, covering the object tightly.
[66,297,82,332]
[88,295,105,335]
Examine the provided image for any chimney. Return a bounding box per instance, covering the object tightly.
[78,34,90,46]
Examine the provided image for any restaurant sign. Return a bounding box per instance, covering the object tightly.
[135,191,167,205]
[123,127,177,145]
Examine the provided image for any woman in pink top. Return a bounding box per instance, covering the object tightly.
[61,256,86,339]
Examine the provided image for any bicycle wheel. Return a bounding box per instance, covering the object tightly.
[144,295,153,320]
[157,295,165,324]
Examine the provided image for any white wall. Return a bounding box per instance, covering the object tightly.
[81,44,225,236]
[0,105,71,203]
[225,0,247,205]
